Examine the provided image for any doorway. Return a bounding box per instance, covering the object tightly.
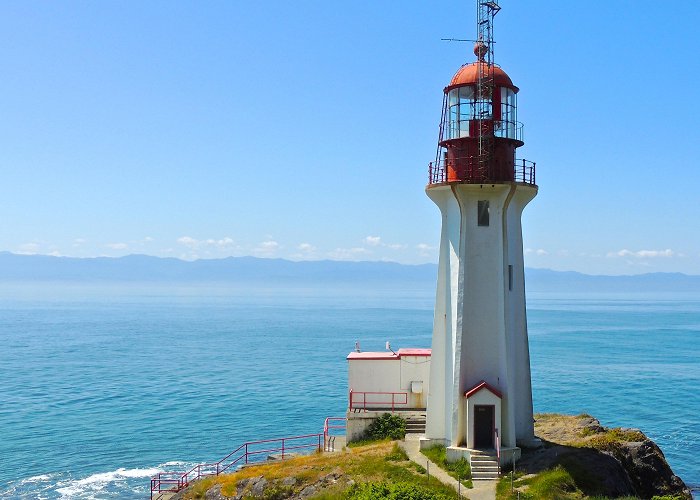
[473,405,495,449]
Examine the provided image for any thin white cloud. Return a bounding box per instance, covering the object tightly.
[363,235,406,251]
[17,243,40,255]
[327,247,370,261]
[106,243,128,250]
[298,243,316,253]
[253,240,280,256]
[416,243,436,256]
[387,243,407,250]
[525,248,548,256]
[607,249,676,258]
[176,236,236,250]
[177,236,199,248]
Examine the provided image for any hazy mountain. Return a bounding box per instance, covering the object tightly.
[1,252,699,292]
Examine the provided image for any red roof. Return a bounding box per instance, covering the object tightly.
[465,380,502,399]
[347,347,431,361]
[398,348,431,357]
[446,62,517,92]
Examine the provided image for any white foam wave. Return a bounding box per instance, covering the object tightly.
[55,466,161,498]
[21,473,56,483]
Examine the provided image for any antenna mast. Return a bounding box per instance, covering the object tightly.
[475,0,500,179]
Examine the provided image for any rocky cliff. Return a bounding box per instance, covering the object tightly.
[518,413,691,499]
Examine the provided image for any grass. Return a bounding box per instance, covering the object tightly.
[420,444,473,488]
[496,466,581,500]
[178,440,461,499]
[581,428,646,452]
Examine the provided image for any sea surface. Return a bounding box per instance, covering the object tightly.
[0,282,698,499]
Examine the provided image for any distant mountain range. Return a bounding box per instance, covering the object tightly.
[1,252,699,292]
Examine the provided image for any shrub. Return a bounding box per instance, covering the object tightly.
[364,413,406,441]
[347,481,452,500]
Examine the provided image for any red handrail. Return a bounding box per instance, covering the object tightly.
[348,390,409,412]
[428,157,536,186]
[323,417,347,452]
[150,432,324,499]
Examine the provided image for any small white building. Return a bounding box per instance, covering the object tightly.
[345,348,430,441]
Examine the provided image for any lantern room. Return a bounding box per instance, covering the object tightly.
[430,43,528,185]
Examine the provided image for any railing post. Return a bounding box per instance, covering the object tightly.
[245,443,249,464]
[282,438,285,459]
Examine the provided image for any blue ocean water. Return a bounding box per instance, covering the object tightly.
[0,283,697,499]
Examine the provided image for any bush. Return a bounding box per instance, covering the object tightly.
[364,413,406,441]
[347,481,452,500]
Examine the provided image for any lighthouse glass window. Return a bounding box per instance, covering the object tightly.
[447,87,477,139]
[478,200,490,226]
[498,88,517,139]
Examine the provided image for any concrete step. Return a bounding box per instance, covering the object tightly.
[472,466,500,473]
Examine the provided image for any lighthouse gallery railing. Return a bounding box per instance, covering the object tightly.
[428,158,536,186]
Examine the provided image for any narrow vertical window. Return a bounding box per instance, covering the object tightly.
[478,200,490,226]
[508,265,513,291]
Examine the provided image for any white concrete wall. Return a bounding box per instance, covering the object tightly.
[399,355,431,409]
[348,356,430,410]
[505,185,537,446]
[425,186,463,446]
[424,182,537,451]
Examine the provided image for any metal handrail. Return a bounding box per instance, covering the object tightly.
[495,428,501,475]
[150,432,324,498]
[428,157,536,186]
[348,390,409,412]
[323,417,347,452]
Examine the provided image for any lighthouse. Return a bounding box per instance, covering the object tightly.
[422,0,538,464]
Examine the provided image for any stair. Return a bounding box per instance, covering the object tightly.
[404,415,426,434]
[469,450,500,480]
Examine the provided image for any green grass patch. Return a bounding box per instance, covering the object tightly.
[420,444,473,488]
[583,428,645,452]
[347,437,391,448]
[496,466,580,500]
[385,443,409,462]
[347,480,453,499]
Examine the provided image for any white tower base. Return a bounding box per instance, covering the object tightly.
[423,182,537,454]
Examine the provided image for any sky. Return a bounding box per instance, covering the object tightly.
[1,1,699,275]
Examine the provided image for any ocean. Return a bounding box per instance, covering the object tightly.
[0,282,698,499]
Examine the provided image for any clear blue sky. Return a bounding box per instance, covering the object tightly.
[2,1,699,275]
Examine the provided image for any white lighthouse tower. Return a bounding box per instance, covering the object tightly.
[422,1,538,464]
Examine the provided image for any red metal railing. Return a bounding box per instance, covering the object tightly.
[323,417,347,452]
[150,433,323,499]
[428,158,536,186]
[349,390,409,412]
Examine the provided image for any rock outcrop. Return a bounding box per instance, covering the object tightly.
[520,413,691,499]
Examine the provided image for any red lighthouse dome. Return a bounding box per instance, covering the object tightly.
[447,62,517,92]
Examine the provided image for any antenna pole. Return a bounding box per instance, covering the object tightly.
[475,0,500,181]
